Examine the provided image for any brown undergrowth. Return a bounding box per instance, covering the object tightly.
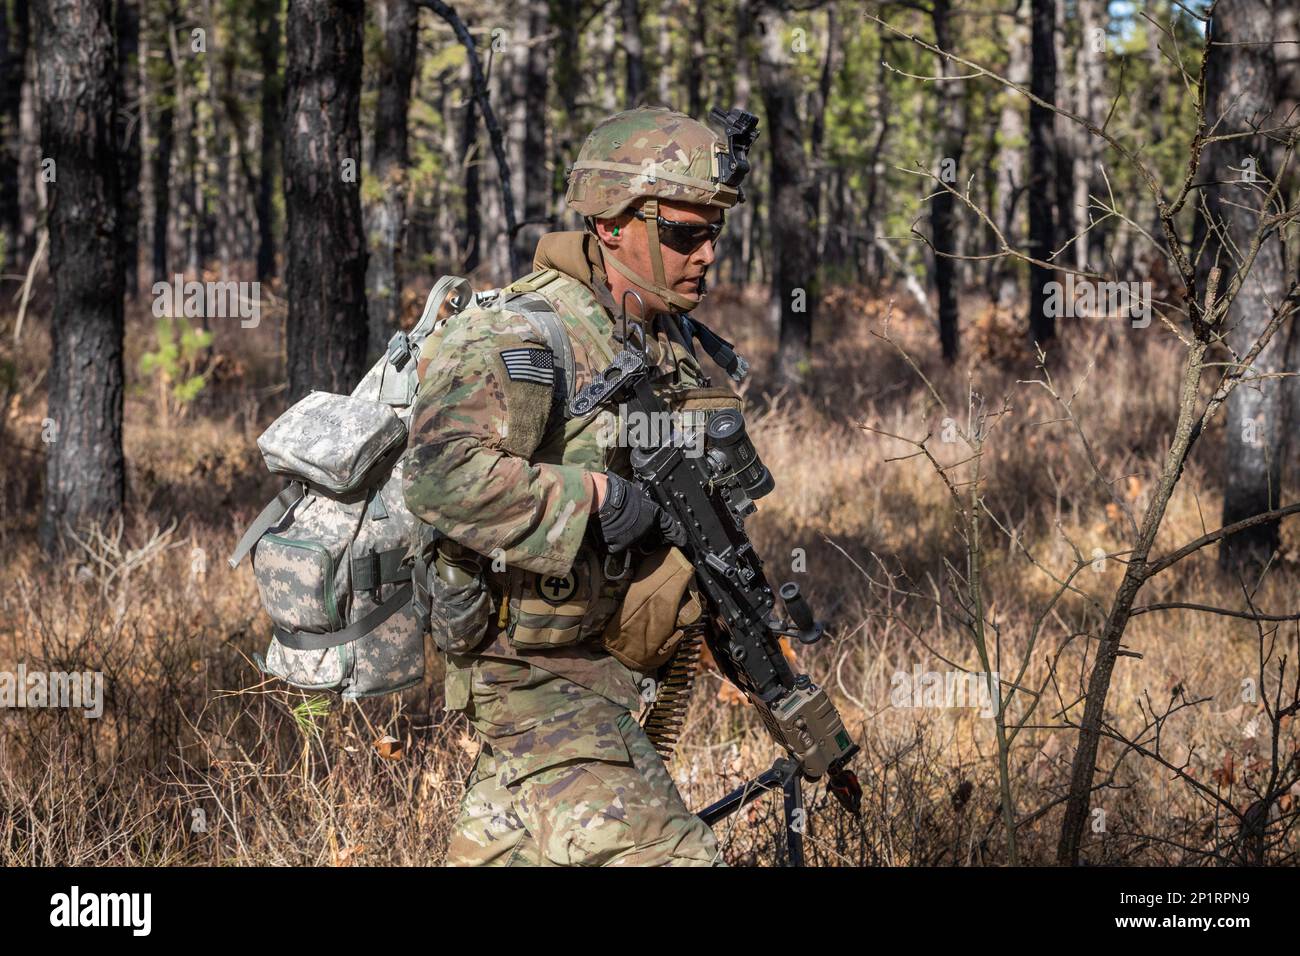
[2,278,1297,866]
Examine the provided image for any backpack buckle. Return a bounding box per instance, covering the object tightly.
[386,331,413,371]
[352,551,382,592]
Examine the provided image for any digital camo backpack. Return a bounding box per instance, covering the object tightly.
[226,275,577,699]
[225,276,471,698]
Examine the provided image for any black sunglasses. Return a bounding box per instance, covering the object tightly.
[631,209,725,254]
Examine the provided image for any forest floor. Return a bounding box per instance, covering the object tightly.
[2,274,1298,866]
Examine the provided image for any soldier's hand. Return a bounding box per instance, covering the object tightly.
[593,471,687,554]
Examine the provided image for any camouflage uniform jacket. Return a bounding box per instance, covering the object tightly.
[403,231,716,714]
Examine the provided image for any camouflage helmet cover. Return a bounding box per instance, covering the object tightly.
[565,106,740,219]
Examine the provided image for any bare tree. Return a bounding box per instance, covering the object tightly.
[686,0,706,118]
[1028,0,1057,344]
[34,0,126,553]
[866,4,1300,867]
[415,0,520,278]
[1051,0,1074,267]
[149,1,177,281]
[0,0,28,268]
[756,0,818,390]
[1072,0,1105,272]
[115,0,141,293]
[283,0,368,402]
[456,58,481,273]
[993,1,1028,311]
[620,0,646,106]
[930,0,966,361]
[1195,0,1291,571]
[512,0,551,268]
[254,0,281,281]
[365,0,418,361]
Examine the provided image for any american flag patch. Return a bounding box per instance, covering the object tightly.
[499,347,554,387]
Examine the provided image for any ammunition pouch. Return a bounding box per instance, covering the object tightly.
[667,384,742,416]
[593,384,740,671]
[502,550,603,649]
[601,545,703,672]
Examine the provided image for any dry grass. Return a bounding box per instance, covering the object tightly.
[2,278,1298,866]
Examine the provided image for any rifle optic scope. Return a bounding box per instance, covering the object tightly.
[705,409,774,502]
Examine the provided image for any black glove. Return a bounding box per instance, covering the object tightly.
[594,471,687,554]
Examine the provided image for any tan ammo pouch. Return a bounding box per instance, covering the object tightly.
[595,385,738,672]
[669,384,742,415]
[601,546,703,672]
[502,550,599,649]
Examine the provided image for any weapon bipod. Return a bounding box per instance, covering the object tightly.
[697,756,806,867]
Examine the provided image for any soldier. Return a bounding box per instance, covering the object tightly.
[403,106,754,866]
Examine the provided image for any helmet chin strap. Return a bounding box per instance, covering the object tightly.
[602,198,702,313]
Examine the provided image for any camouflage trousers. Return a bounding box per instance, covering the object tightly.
[443,658,724,866]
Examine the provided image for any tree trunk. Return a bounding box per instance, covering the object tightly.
[34,0,125,553]
[18,0,41,262]
[862,44,892,282]
[620,0,645,106]
[458,59,481,274]
[1277,0,1299,479]
[656,2,671,105]
[433,66,457,265]
[931,0,965,362]
[365,0,416,361]
[115,0,140,292]
[729,0,753,286]
[994,1,1027,309]
[511,0,549,268]
[553,0,581,231]
[151,4,175,280]
[479,39,510,281]
[0,0,26,268]
[808,3,838,264]
[1073,0,1105,272]
[209,0,252,276]
[755,2,816,390]
[255,0,280,280]
[1195,0,1288,571]
[167,17,196,276]
[599,9,616,111]
[1143,0,1167,250]
[1052,0,1075,267]
[136,6,152,283]
[686,0,705,117]
[283,0,368,403]
[1027,0,1057,344]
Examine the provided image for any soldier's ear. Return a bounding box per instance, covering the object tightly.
[594,215,628,249]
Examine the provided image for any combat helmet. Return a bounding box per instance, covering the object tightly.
[566,105,759,311]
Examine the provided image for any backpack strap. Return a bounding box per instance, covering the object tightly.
[273,583,413,651]
[227,482,305,569]
[411,275,474,344]
[501,279,577,410]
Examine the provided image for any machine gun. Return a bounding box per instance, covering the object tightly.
[570,299,862,864]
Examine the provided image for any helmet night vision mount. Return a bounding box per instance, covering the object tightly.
[708,107,760,195]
